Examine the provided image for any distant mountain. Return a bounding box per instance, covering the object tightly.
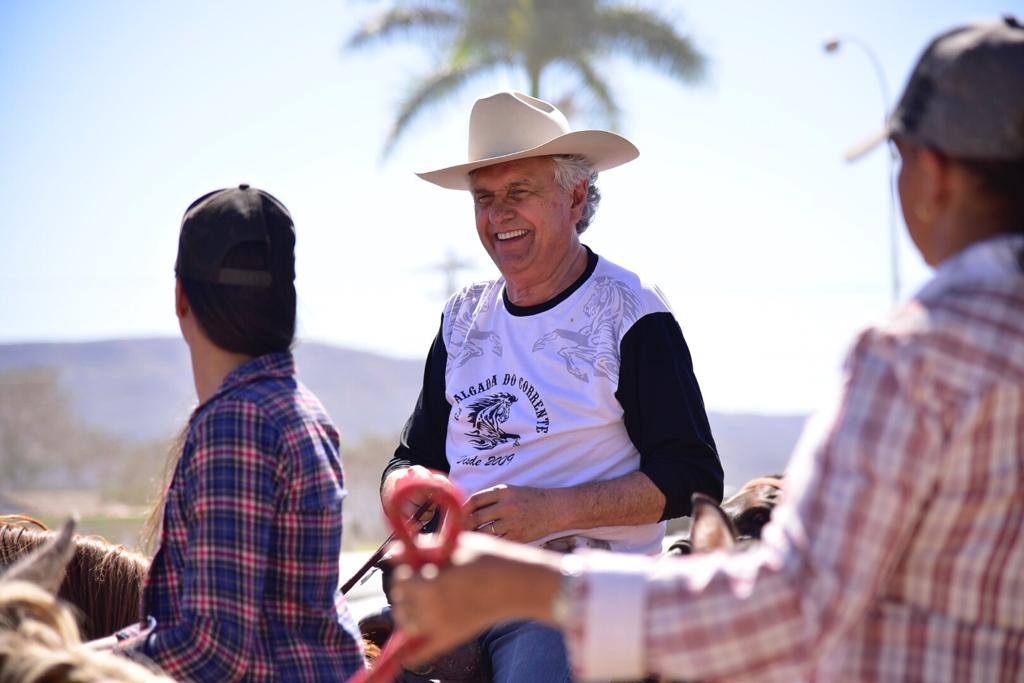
[708,412,807,491]
[0,338,807,489]
[0,338,424,444]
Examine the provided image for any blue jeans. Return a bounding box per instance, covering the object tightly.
[481,620,573,683]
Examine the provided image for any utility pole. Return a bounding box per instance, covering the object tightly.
[433,248,473,299]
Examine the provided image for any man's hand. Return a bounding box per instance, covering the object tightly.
[463,472,666,544]
[389,532,563,666]
[463,484,561,544]
[381,465,448,524]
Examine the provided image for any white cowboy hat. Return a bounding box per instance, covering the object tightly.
[416,91,639,190]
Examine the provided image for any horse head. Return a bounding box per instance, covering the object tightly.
[668,475,784,555]
[0,517,80,647]
[720,475,784,543]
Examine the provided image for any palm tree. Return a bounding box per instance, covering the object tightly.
[345,0,707,157]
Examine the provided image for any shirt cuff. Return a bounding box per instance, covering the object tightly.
[113,617,156,651]
[564,550,651,682]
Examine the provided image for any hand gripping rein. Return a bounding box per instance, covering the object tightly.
[346,471,465,683]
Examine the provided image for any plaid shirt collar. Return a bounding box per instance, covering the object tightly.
[917,233,1024,300]
[190,350,296,422]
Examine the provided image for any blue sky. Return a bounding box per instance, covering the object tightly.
[0,0,1014,415]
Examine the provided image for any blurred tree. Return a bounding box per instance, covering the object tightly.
[0,368,70,489]
[345,0,707,157]
[340,431,401,549]
[0,367,165,505]
[98,436,168,506]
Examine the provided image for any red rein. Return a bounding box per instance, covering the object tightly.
[346,473,464,683]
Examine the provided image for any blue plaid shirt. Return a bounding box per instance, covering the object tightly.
[122,352,364,681]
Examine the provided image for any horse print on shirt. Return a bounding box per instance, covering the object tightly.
[533,277,641,382]
[464,392,521,450]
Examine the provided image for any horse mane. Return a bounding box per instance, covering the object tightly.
[0,519,172,683]
[0,582,173,682]
[2,517,383,676]
[0,516,149,641]
[0,579,81,644]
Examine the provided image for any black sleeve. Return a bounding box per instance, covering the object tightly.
[616,311,724,520]
[381,315,453,490]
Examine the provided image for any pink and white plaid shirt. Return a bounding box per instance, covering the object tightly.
[566,235,1024,682]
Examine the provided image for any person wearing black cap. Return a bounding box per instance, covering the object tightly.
[112,185,366,680]
[388,18,1024,682]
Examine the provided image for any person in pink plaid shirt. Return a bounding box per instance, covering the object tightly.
[388,17,1024,682]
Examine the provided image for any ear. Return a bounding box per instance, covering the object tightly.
[1,517,76,594]
[917,146,952,215]
[570,179,587,210]
[175,278,189,320]
[689,493,737,553]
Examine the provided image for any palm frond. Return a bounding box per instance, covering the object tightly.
[344,1,708,158]
[463,0,526,49]
[564,57,622,131]
[346,7,460,51]
[592,7,707,83]
[382,56,506,159]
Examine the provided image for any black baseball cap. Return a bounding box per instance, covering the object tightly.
[847,16,1024,161]
[175,184,294,287]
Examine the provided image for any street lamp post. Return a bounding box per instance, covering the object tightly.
[824,35,901,306]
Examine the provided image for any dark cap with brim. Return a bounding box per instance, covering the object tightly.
[175,184,294,287]
[847,16,1024,162]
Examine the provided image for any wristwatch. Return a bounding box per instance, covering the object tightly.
[551,553,585,628]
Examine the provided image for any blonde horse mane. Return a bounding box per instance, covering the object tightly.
[0,517,171,683]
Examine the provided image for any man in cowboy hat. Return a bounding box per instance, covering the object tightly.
[389,18,1024,683]
[381,90,723,681]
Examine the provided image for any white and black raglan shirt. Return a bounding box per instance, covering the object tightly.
[386,247,722,554]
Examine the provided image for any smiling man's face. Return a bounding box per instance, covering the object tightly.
[469,156,586,303]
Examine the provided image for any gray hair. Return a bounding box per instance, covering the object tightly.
[552,155,600,234]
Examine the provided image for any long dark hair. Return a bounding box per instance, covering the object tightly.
[957,158,1024,219]
[147,192,298,552]
[956,157,1024,269]
[179,218,297,355]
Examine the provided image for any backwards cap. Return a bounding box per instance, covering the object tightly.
[847,16,1024,162]
[175,184,295,287]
